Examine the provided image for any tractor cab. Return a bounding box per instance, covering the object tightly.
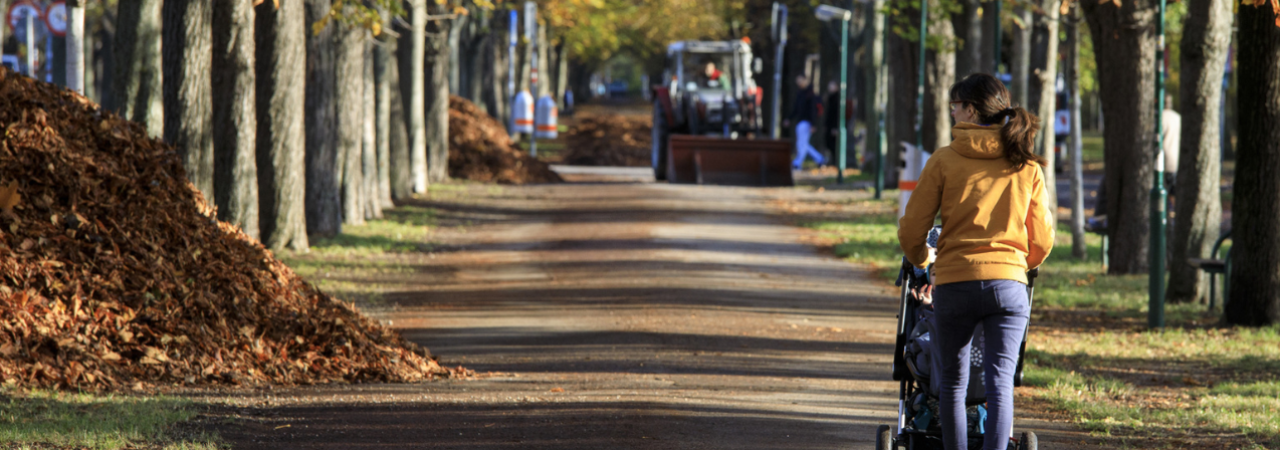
[659,40,761,138]
[651,40,791,186]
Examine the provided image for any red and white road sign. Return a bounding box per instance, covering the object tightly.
[45,1,67,37]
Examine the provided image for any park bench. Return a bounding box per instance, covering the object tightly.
[1187,229,1232,312]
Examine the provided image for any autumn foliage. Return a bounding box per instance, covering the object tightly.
[0,68,457,391]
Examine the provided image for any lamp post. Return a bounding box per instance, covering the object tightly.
[816,5,852,184]
[771,3,788,139]
[1149,0,1168,328]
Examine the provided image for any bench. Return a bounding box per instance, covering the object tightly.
[1187,229,1232,311]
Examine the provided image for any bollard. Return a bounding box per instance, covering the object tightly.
[512,90,534,134]
[897,141,929,218]
[535,95,558,139]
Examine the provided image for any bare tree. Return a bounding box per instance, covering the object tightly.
[163,0,213,201]
[954,0,983,77]
[1168,0,1231,303]
[1083,0,1158,274]
[375,35,395,206]
[405,0,429,193]
[1226,4,1280,326]
[362,40,382,219]
[338,26,366,226]
[1033,0,1060,214]
[114,0,164,138]
[305,0,342,236]
[255,0,309,251]
[1011,5,1032,106]
[213,0,259,238]
[424,6,452,184]
[387,35,413,200]
[925,9,956,153]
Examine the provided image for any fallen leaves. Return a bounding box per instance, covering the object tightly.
[0,66,466,392]
[448,96,562,184]
[562,114,653,167]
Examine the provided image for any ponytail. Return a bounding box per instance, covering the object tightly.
[995,107,1045,170]
[949,73,1048,170]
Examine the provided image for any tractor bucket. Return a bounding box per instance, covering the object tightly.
[666,135,794,187]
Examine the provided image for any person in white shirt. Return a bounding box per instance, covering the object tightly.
[1162,95,1182,192]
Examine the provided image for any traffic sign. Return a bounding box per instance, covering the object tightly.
[7,0,41,31]
[45,1,66,37]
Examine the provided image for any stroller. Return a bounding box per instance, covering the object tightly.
[876,226,1039,450]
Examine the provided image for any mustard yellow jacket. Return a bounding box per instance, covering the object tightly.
[898,122,1055,285]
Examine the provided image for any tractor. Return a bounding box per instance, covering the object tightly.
[650,40,793,186]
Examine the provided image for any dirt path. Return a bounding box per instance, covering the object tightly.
[203,169,1091,449]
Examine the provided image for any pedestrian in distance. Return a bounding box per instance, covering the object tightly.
[784,74,825,169]
[898,73,1055,450]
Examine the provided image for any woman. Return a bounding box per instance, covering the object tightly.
[898,73,1055,450]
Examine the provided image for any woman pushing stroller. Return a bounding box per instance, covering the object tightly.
[897,73,1056,450]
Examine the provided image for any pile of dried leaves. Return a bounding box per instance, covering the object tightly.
[448,96,562,184]
[561,114,651,167]
[0,67,458,391]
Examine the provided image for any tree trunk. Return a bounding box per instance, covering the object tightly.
[387,36,412,200]
[1067,9,1087,260]
[926,11,956,153]
[375,35,394,207]
[536,19,550,99]
[1033,0,1060,214]
[1226,4,1280,326]
[255,0,308,251]
[114,0,163,138]
[406,0,429,193]
[66,0,85,94]
[981,0,999,73]
[162,0,213,201]
[886,29,914,187]
[1168,0,1230,304]
[362,40,382,220]
[338,26,366,226]
[555,41,568,109]
[0,0,7,59]
[1011,5,1031,106]
[304,0,342,237]
[1083,0,1157,274]
[425,10,452,184]
[864,0,888,177]
[212,0,258,238]
[955,0,983,77]
[485,19,509,131]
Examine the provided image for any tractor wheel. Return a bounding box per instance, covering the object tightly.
[875,425,894,450]
[652,101,669,181]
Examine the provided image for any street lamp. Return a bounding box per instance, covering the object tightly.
[815,4,851,184]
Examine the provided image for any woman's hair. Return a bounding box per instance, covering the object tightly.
[949,73,1045,169]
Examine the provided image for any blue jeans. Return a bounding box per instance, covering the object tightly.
[933,279,1030,450]
[792,121,825,168]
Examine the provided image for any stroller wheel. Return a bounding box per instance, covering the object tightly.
[1017,431,1038,450]
[875,425,894,450]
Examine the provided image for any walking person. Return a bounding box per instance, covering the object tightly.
[784,75,825,169]
[898,73,1055,450]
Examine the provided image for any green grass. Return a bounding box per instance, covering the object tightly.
[1082,131,1104,166]
[278,200,444,307]
[0,389,221,449]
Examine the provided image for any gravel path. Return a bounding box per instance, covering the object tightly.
[202,169,1092,449]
